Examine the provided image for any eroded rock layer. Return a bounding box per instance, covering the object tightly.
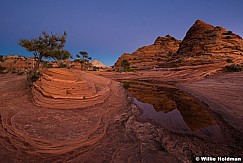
[32,68,111,109]
[114,35,181,69]
[0,72,243,162]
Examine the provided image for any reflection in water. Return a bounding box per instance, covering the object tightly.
[123,81,223,140]
[134,99,191,131]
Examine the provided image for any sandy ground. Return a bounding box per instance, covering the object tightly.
[0,69,243,162]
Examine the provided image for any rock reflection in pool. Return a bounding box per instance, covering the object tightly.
[123,81,223,139]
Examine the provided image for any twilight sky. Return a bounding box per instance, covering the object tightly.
[0,0,243,66]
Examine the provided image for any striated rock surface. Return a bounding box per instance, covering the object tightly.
[114,35,181,69]
[32,68,112,109]
[170,20,243,66]
[1,73,242,162]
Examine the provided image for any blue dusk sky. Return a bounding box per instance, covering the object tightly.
[0,0,243,66]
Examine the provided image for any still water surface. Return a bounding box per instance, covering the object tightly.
[124,81,223,140]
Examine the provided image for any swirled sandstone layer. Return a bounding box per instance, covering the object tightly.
[32,68,111,109]
[0,73,243,162]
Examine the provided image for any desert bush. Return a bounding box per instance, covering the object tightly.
[30,71,40,82]
[58,62,67,68]
[93,66,100,71]
[17,71,25,75]
[0,55,3,62]
[228,31,233,34]
[121,59,130,69]
[74,59,81,62]
[47,64,53,68]
[123,82,130,90]
[205,30,213,34]
[225,36,232,39]
[43,62,53,68]
[0,65,6,73]
[225,64,243,72]
[226,58,233,63]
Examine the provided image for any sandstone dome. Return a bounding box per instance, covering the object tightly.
[32,68,111,109]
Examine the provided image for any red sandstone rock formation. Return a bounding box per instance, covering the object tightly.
[114,20,243,69]
[0,55,36,73]
[32,68,112,109]
[170,20,243,66]
[114,35,181,69]
[91,60,107,68]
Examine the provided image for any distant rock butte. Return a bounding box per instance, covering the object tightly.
[91,59,107,68]
[32,68,112,109]
[114,35,181,69]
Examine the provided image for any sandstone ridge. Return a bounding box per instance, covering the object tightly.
[114,35,181,69]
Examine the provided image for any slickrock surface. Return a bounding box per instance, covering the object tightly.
[0,72,129,162]
[92,65,243,133]
[114,35,181,69]
[171,20,243,66]
[180,72,243,132]
[32,68,111,109]
[0,71,243,162]
[95,62,227,83]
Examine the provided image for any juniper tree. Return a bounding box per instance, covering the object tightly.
[19,31,71,85]
[76,51,92,70]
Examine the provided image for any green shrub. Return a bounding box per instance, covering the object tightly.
[225,64,243,72]
[123,82,130,90]
[30,71,40,82]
